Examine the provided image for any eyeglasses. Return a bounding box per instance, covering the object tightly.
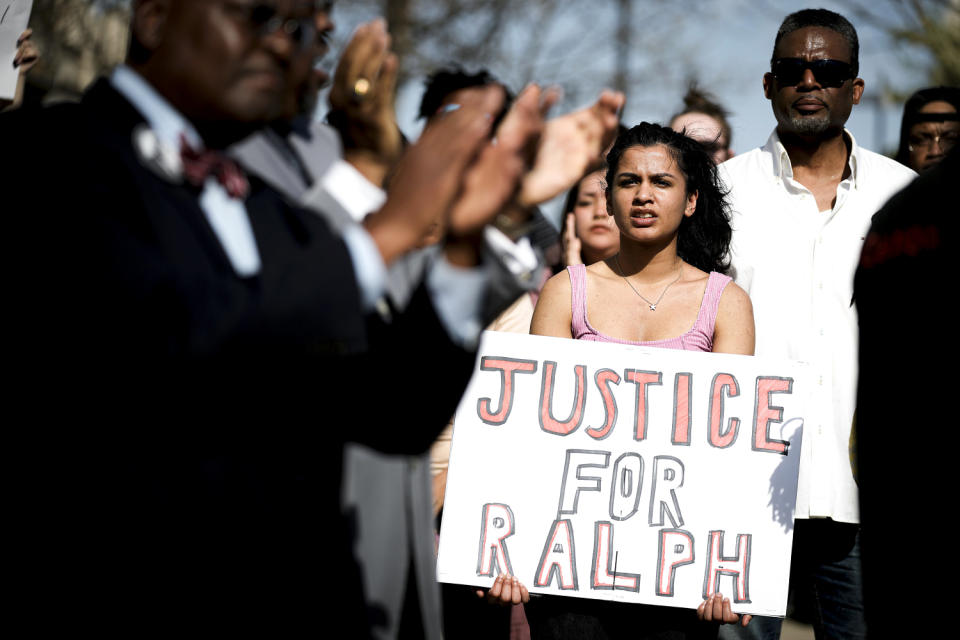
[225,2,319,51]
[908,130,959,153]
[771,58,854,89]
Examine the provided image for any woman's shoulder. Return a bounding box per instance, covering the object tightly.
[711,275,755,355]
[714,274,749,306]
[531,269,575,338]
[536,268,576,314]
[542,267,575,295]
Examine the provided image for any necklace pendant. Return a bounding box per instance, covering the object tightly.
[649,304,657,311]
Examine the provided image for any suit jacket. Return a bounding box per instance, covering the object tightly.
[232,121,453,640]
[2,80,474,634]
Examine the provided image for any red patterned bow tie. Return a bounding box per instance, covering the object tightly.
[179,135,250,200]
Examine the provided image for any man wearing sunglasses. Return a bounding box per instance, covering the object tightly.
[717,9,915,640]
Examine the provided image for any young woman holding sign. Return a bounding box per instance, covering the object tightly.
[513,122,755,638]
[531,122,754,355]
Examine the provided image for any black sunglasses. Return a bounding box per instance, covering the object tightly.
[771,58,854,89]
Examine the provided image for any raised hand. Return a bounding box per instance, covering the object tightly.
[327,19,401,180]
[562,212,584,266]
[445,83,555,241]
[518,90,625,208]
[364,85,505,266]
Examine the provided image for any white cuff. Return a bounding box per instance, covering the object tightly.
[319,159,386,223]
[341,224,388,313]
[483,226,539,283]
[426,256,488,349]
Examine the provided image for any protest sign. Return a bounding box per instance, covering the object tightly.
[0,1,32,101]
[437,331,809,617]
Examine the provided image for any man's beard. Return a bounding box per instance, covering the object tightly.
[788,111,831,136]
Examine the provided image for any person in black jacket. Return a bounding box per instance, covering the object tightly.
[1,1,547,633]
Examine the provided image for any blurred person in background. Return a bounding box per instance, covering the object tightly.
[559,169,620,269]
[669,85,734,164]
[894,86,959,173]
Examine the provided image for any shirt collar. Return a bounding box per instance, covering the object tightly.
[764,127,861,189]
[111,64,204,151]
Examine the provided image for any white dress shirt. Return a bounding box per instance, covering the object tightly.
[112,66,262,277]
[718,129,915,524]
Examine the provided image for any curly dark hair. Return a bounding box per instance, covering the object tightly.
[418,67,513,129]
[604,122,732,274]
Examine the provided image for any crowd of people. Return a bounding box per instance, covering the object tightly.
[1,2,955,639]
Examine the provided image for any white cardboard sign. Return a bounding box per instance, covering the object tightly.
[437,331,809,617]
[0,1,33,100]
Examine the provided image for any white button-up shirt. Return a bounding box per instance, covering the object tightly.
[112,65,263,277]
[718,129,915,523]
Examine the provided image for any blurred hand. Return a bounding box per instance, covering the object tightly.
[562,213,583,266]
[2,30,40,112]
[446,83,555,240]
[327,19,401,174]
[475,574,530,606]
[697,593,752,627]
[14,29,39,74]
[518,90,624,208]
[364,85,504,266]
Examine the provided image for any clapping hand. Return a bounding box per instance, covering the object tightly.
[327,19,401,182]
[518,90,625,208]
[364,85,504,266]
[445,83,556,242]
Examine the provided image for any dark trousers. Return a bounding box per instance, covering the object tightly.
[718,518,865,640]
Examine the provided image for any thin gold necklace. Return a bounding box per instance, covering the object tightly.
[614,254,682,311]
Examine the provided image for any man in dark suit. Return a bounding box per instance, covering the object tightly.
[2,0,546,632]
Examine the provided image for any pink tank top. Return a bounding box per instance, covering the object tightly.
[567,263,731,352]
